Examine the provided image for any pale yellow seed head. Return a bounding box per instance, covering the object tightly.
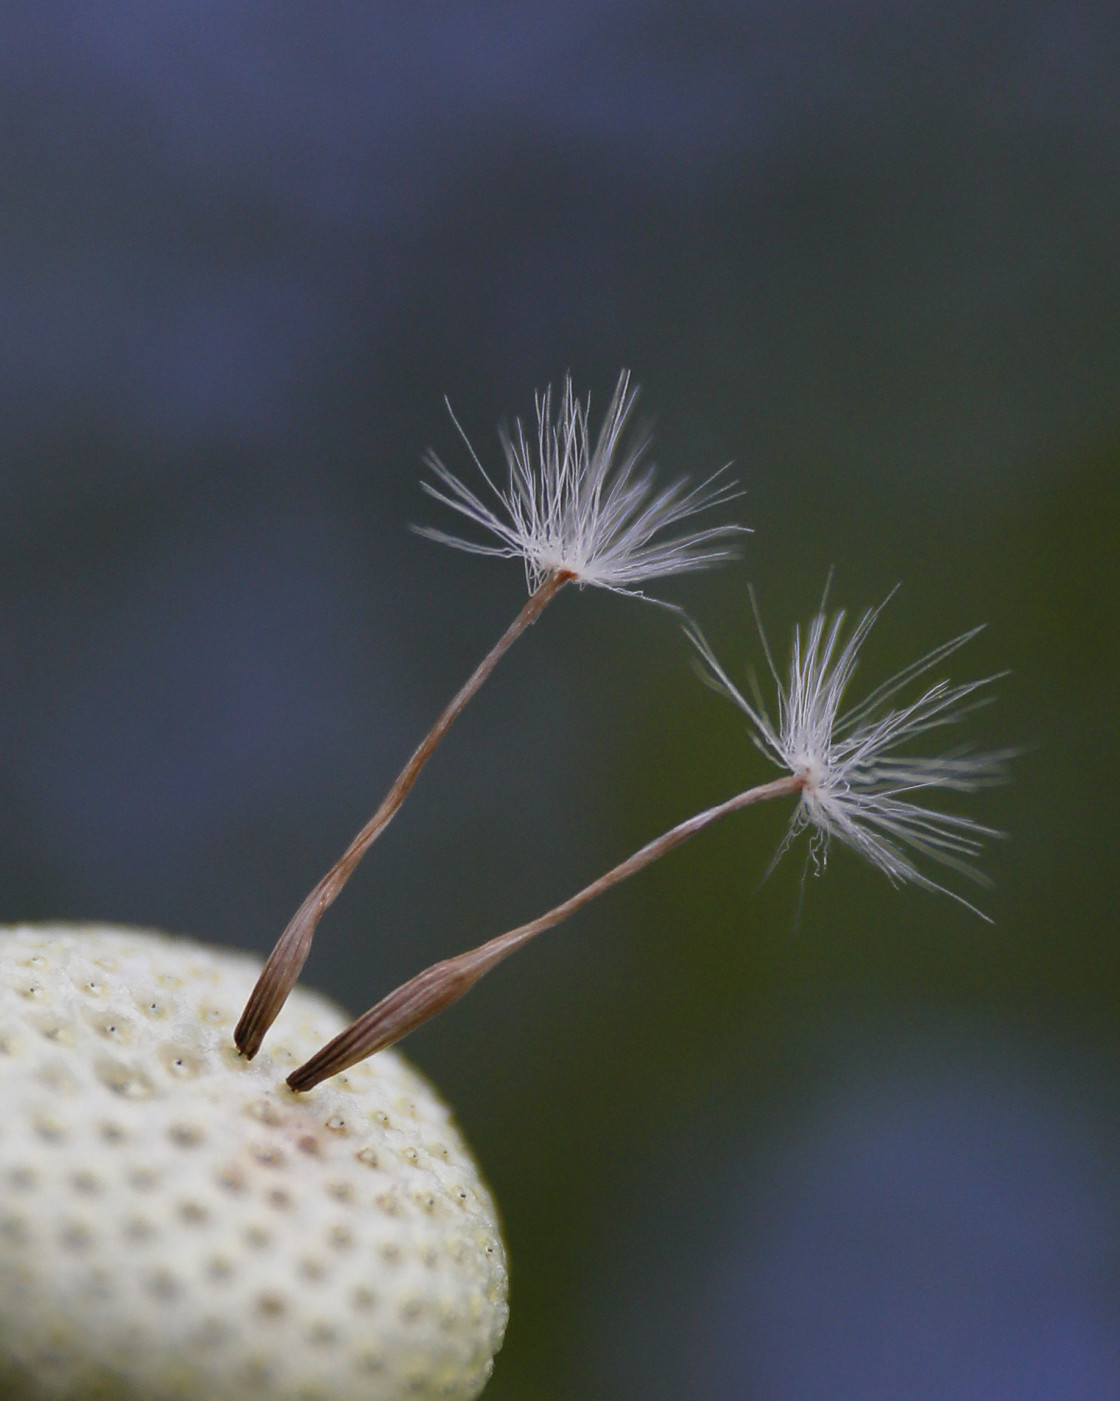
[0,925,508,1401]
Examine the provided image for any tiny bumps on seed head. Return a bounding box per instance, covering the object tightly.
[0,924,507,1401]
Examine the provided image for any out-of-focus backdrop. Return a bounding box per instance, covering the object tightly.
[2,7,1119,1397]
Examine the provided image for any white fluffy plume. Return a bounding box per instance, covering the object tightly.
[417,371,745,594]
[690,591,1008,916]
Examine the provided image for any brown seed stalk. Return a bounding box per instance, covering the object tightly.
[235,569,573,1059]
[287,772,805,1091]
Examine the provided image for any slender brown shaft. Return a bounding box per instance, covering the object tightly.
[288,771,805,1091]
[236,570,572,1059]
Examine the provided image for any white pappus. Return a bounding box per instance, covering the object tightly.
[689,590,1009,917]
[417,370,746,595]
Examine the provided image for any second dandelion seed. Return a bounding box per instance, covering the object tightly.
[287,592,1007,1091]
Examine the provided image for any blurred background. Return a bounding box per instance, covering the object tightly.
[2,5,1119,1397]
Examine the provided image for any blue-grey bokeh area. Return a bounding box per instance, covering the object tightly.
[2,7,1119,1398]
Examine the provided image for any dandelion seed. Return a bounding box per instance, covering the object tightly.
[235,374,743,1059]
[286,589,1006,1092]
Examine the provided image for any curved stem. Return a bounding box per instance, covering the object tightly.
[235,570,572,1059]
[288,772,805,1091]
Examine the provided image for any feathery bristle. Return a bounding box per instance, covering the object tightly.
[690,594,1008,916]
[417,371,746,594]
